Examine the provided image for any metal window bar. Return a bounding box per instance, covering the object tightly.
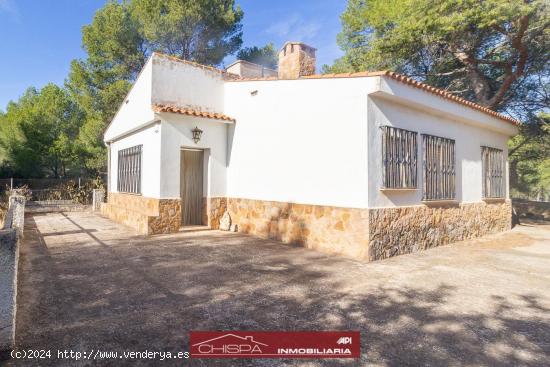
[381,126,418,189]
[422,134,455,201]
[481,146,504,198]
[117,145,142,194]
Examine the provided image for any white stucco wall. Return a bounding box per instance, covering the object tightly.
[105,55,518,209]
[224,77,379,209]
[104,57,155,142]
[108,123,162,198]
[367,93,513,208]
[159,113,229,199]
[378,77,517,136]
[151,53,225,113]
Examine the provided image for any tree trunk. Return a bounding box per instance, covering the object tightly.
[509,159,519,194]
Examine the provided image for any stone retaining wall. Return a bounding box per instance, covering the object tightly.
[512,199,550,221]
[25,201,91,213]
[0,195,25,353]
[368,200,512,261]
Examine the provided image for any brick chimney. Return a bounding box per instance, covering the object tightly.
[278,42,316,79]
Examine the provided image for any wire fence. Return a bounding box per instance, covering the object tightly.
[0,177,106,205]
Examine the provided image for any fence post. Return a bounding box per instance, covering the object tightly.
[78,177,81,189]
[10,177,13,190]
[92,189,105,212]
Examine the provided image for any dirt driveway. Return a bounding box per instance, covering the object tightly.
[6,212,550,366]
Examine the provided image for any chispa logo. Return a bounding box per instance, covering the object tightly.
[189,331,360,359]
[192,333,268,356]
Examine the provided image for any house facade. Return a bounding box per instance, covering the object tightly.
[101,42,518,261]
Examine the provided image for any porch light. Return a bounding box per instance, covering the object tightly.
[191,126,203,143]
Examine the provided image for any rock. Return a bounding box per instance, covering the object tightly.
[230,224,238,232]
[219,212,231,231]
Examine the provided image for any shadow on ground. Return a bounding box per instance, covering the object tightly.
[6,212,550,366]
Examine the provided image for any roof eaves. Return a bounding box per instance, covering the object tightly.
[226,70,519,126]
[152,103,236,122]
[149,51,519,126]
[381,71,519,126]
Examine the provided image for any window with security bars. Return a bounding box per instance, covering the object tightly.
[117,145,142,194]
[381,126,418,189]
[422,134,455,201]
[481,146,504,198]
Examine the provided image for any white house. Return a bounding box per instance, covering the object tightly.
[101,42,519,261]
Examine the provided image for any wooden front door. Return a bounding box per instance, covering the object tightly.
[180,149,204,226]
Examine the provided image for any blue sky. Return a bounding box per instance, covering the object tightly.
[0,0,346,111]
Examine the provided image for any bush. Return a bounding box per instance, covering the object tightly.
[30,177,105,204]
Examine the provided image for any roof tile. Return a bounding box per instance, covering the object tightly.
[152,104,235,122]
[152,52,518,126]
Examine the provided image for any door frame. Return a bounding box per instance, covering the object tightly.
[180,147,208,226]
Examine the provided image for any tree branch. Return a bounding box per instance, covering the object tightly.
[486,15,530,109]
[451,48,493,105]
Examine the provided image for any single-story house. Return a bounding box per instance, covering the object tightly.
[101,42,519,261]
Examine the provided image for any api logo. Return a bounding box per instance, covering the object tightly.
[337,337,353,345]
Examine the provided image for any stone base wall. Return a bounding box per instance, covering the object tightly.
[100,193,512,261]
[101,193,226,234]
[227,198,370,259]
[206,197,227,229]
[100,193,181,235]
[148,199,182,234]
[225,198,511,261]
[368,200,512,261]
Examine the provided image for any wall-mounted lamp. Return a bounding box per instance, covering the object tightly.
[192,126,203,143]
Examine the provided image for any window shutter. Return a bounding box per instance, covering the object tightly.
[117,145,142,194]
[381,126,418,189]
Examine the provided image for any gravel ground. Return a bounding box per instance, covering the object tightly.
[4,212,550,366]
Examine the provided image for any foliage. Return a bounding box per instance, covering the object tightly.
[0,0,246,178]
[508,113,550,200]
[237,43,278,69]
[329,0,550,198]
[0,84,85,178]
[11,185,33,201]
[131,0,243,64]
[328,0,549,119]
[29,177,105,204]
[64,0,243,174]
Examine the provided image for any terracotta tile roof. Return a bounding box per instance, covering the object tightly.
[152,104,235,122]
[152,52,518,126]
[227,71,519,126]
[379,71,519,126]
